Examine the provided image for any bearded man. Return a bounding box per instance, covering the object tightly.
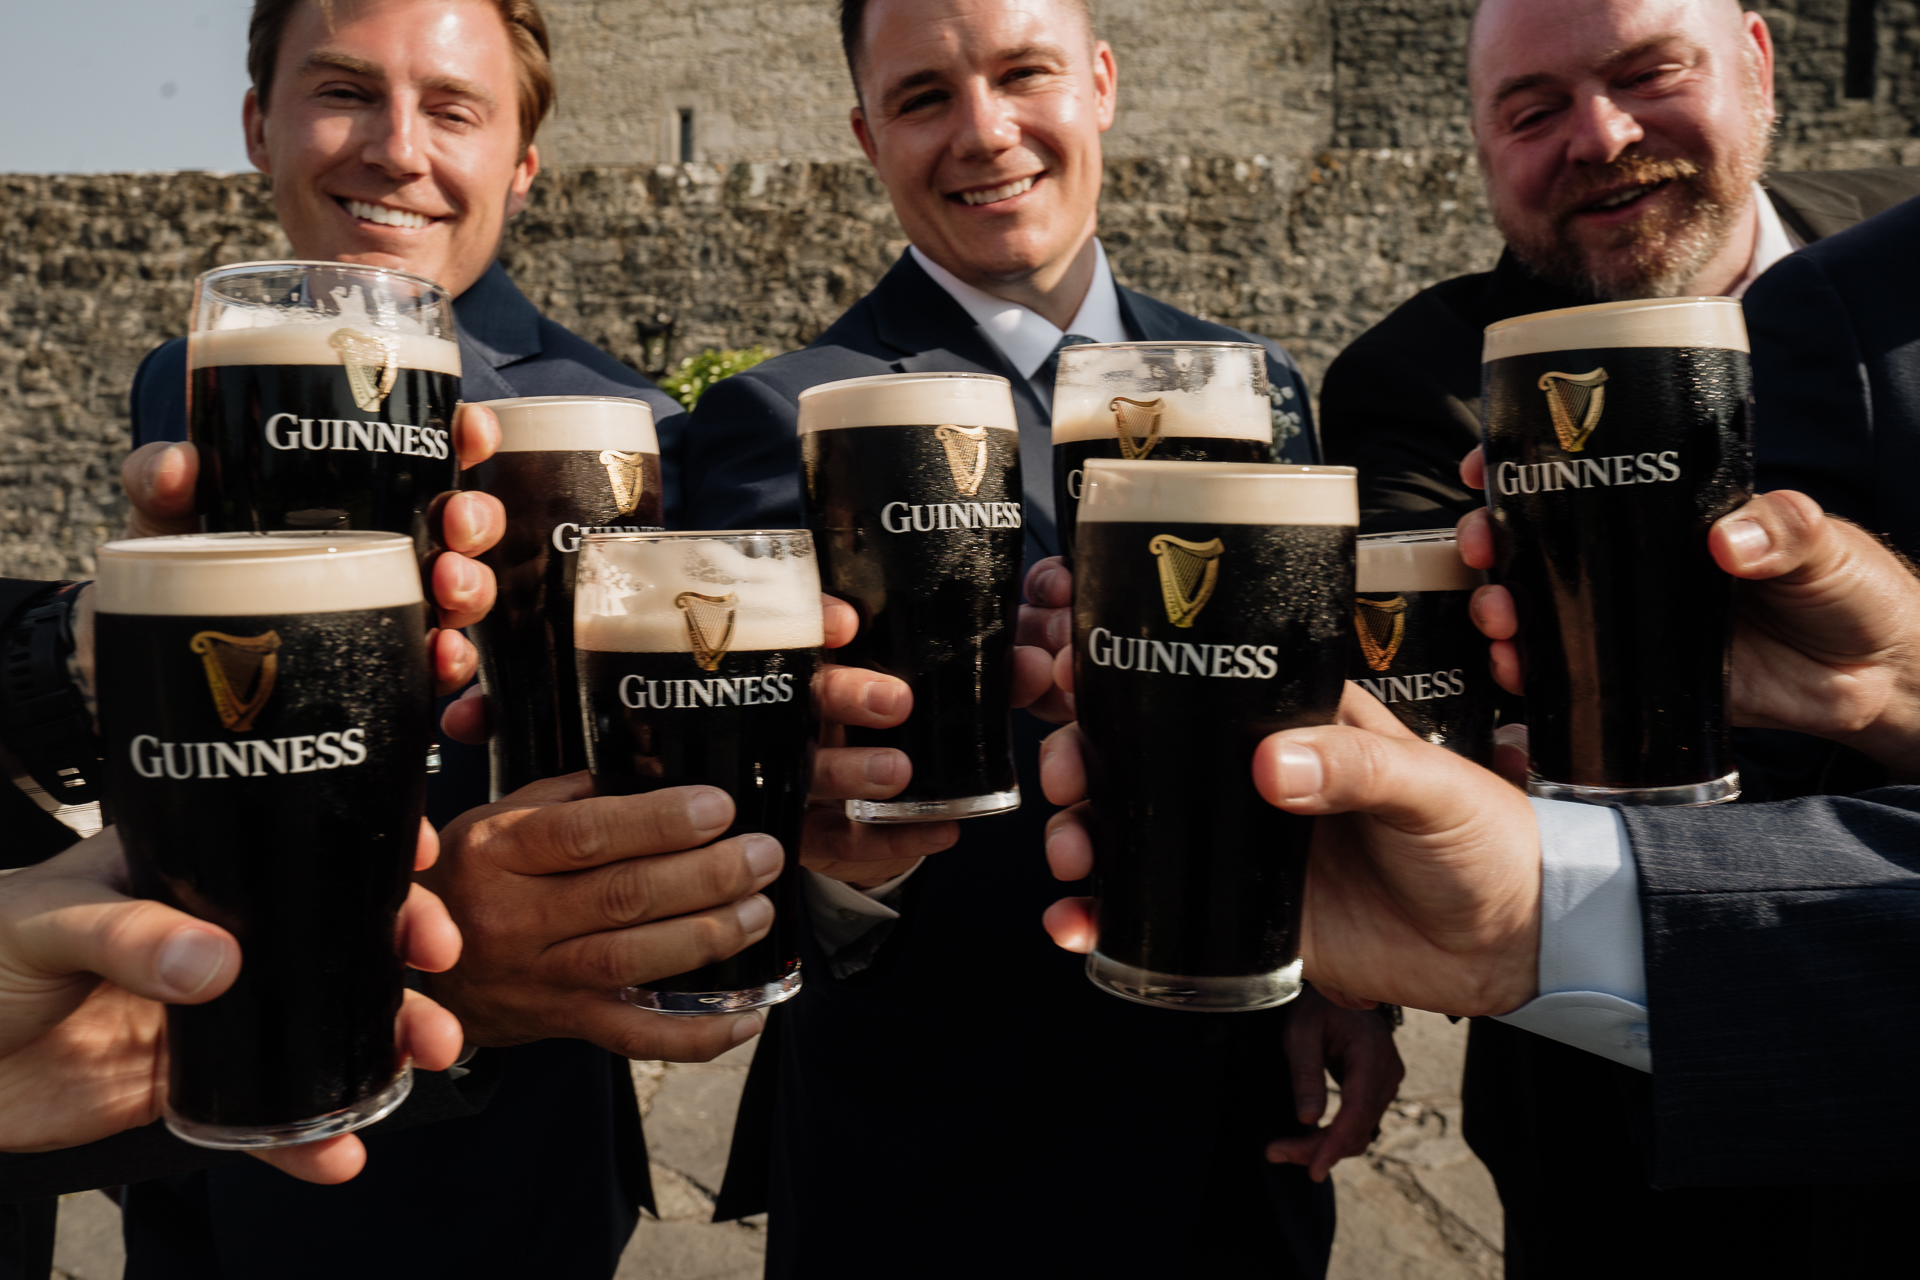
[1319,0,1920,535]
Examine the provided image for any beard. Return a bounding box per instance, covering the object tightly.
[1491,114,1771,301]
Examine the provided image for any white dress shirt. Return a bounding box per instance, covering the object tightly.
[1730,181,1803,299]
[802,239,1128,954]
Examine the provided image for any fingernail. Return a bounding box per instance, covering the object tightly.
[1723,519,1770,562]
[1047,611,1071,650]
[157,929,228,996]
[1277,742,1323,800]
[742,835,782,879]
[863,750,904,787]
[1032,567,1059,603]
[687,788,730,830]
[730,1010,767,1045]
[863,681,906,718]
[735,893,774,935]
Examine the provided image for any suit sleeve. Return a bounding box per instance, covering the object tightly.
[1746,254,1877,529]
[679,373,806,529]
[1319,329,1483,533]
[1619,787,1920,1188]
[129,340,190,448]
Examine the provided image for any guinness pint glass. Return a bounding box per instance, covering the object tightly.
[189,261,462,557]
[576,531,822,1013]
[1483,297,1752,805]
[1352,530,1494,763]
[466,396,662,797]
[97,532,432,1148]
[1074,460,1357,1011]
[1052,342,1274,565]
[799,372,1022,822]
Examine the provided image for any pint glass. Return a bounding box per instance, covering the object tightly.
[1051,342,1274,566]
[189,261,462,557]
[1352,530,1494,763]
[576,530,821,1014]
[97,531,431,1148]
[1482,297,1752,805]
[798,372,1023,822]
[1074,460,1357,1011]
[466,396,662,797]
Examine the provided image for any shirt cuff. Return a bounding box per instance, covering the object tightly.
[802,862,923,956]
[1492,799,1651,1072]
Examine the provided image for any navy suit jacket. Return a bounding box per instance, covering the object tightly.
[1748,193,1920,559]
[683,252,1336,1280]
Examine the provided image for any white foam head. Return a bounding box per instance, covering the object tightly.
[1078,461,1357,526]
[797,372,1016,433]
[96,532,424,616]
[1483,296,1749,362]
[1052,341,1271,444]
[575,532,825,652]
[191,260,461,374]
[188,325,462,375]
[481,396,659,453]
[1356,530,1485,593]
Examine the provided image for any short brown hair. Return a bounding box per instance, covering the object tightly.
[248,0,555,150]
[837,0,1093,90]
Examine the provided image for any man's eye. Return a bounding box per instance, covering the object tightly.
[899,91,945,114]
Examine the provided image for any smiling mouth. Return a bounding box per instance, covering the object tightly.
[952,176,1037,207]
[1577,181,1667,215]
[341,198,435,230]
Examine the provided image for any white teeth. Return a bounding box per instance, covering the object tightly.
[346,199,430,229]
[1591,184,1651,211]
[959,176,1036,206]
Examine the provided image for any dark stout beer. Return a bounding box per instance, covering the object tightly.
[466,396,662,797]
[799,372,1022,822]
[1051,342,1274,565]
[97,532,431,1147]
[1352,530,1493,763]
[576,531,822,1013]
[1482,297,1751,805]
[189,262,461,557]
[1073,460,1357,1010]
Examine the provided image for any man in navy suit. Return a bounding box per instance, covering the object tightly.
[681,3,1399,1277]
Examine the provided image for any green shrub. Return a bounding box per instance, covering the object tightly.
[666,346,770,410]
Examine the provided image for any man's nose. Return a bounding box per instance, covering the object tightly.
[1564,91,1645,166]
[950,79,1021,161]
[360,94,430,179]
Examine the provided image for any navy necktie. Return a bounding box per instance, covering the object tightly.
[1032,333,1099,409]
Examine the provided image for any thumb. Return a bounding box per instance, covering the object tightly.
[120,441,201,538]
[1253,722,1524,836]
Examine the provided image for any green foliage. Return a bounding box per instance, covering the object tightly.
[666,346,770,410]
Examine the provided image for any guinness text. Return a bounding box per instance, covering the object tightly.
[130,729,368,780]
[1356,669,1467,704]
[1084,626,1279,679]
[1493,451,1680,496]
[880,501,1023,533]
[264,413,451,459]
[618,673,799,709]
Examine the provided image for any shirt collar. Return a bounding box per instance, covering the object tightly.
[1732,182,1803,299]
[908,240,1128,380]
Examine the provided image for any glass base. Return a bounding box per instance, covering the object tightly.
[846,786,1020,825]
[1528,771,1739,807]
[165,1066,412,1150]
[622,965,803,1016]
[1086,953,1305,1012]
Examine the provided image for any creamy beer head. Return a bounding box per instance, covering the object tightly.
[190,260,460,374]
[796,372,1016,433]
[187,325,462,376]
[1482,296,1748,362]
[576,531,825,653]
[96,531,423,616]
[1053,342,1270,444]
[1356,530,1485,593]
[480,395,659,453]
[1079,460,1357,526]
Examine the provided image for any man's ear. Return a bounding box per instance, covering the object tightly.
[1091,40,1117,133]
[1743,10,1777,118]
[851,106,881,167]
[505,143,541,218]
[243,88,272,176]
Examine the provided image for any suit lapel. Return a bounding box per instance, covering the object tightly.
[871,256,1060,559]
[1763,178,1864,244]
[454,263,545,401]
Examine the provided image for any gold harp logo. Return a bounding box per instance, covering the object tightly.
[600,450,646,515]
[1149,534,1225,629]
[934,424,989,497]
[675,592,738,672]
[1536,368,1608,453]
[1110,396,1164,460]
[1354,596,1409,672]
[190,630,282,732]
[328,327,400,413]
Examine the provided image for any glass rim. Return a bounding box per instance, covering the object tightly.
[1055,339,1265,355]
[1082,459,1356,480]
[580,528,813,542]
[1357,528,1459,545]
[797,370,1010,401]
[97,530,415,562]
[194,259,450,300]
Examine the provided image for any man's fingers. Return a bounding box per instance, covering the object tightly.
[540,894,776,992]
[1042,896,1096,953]
[415,817,440,873]
[431,629,480,698]
[822,595,861,649]
[810,746,910,801]
[1038,722,1087,806]
[397,988,465,1072]
[1336,682,1419,738]
[453,402,501,469]
[441,491,505,559]
[799,806,956,880]
[815,665,909,729]
[1253,723,1521,833]
[570,1003,766,1064]
[441,685,489,745]
[1044,803,1093,881]
[431,552,495,632]
[533,835,782,939]
[1286,1020,1329,1126]
[1456,506,1495,570]
[1024,556,1071,609]
[462,784,735,876]
[1010,645,1054,709]
[1459,445,1487,493]
[1709,490,1827,580]
[398,882,462,973]
[120,441,200,537]
[1468,584,1517,640]
[248,1135,368,1185]
[1490,638,1523,696]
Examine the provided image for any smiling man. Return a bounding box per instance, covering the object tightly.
[1318,0,1920,534]
[675,3,1392,1278]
